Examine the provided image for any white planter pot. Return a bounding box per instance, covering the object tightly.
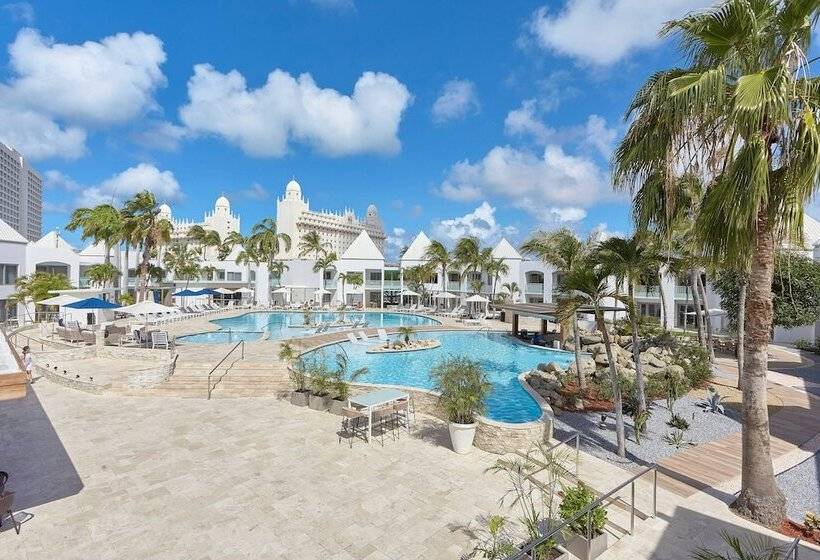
[448,422,477,454]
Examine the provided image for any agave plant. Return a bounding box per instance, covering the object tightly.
[699,388,725,415]
[691,532,783,560]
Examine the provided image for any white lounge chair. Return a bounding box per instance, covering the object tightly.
[377,328,389,342]
[151,331,171,349]
[347,333,367,345]
[356,330,372,343]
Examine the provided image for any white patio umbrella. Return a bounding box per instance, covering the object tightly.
[234,287,254,295]
[400,288,419,307]
[118,301,179,315]
[213,288,234,294]
[465,294,489,316]
[432,291,458,299]
[38,294,80,306]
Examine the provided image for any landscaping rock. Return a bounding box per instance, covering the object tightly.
[580,333,603,345]
[538,362,565,375]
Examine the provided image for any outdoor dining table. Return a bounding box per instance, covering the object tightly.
[348,388,411,443]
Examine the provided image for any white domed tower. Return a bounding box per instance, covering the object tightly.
[215,195,230,214]
[158,203,172,221]
[277,178,309,258]
[201,195,240,240]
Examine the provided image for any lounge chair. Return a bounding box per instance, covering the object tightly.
[356,330,372,343]
[346,333,362,345]
[377,328,389,342]
[151,331,171,350]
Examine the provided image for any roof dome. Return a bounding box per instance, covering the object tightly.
[366,204,378,217]
[215,195,230,210]
[285,179,301,195]
[158,203,172,218]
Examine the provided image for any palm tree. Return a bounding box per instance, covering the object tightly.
[397,325,414,344]
[269,260,288,285]
[250,218,292,273]
[423,240,451,294]
[66,203,124,265]
[594,234,658,413]
[85,262,120,288]
[121,191,173,302]
[11,272,72,323]
[298,230,328,262]
[346,272,363,302]
[485,257,510,302]
[187,225,226,260]
[556,266,626,458]
[336,272,350,305]
[521,228,590,389]
[453,236,491,293]
[162,243,203,289]
[313,251,337,297]
[612,0,820,524]
[501,281,520,303]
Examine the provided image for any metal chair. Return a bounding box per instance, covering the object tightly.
[338,407,369,448]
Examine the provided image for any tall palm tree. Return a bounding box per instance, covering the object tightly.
[501,281,520,303]
[269,260,288,285]
[423,240,451,294]
[612,0,820,524]
[163,243,204,289]
[453,236,491,293]
[187,225,232,260]
[66,203,123,265]
[11,272,72,322]
[556,265,626,458]
[521,228,590,389]
[298,230,327,262]
[250,218,292,273]
[485,257,510,302]
[121,191,173,302]
[313,251,337,296]
[594,235,658,413]
[86,262,120,288]
[336,272,350,305]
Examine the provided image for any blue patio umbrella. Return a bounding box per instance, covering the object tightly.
[194,288,218,296]
[172,289,200,297]
[64,297,121,309]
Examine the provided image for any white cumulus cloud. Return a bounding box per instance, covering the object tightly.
[0,107,87,160]
[179,64,412,158]
[504,99,555,145]
[432,202,518,243]
[431,79,480,124]
[75,164,182,208]
[2,2,34,23]
[526,0,711,66]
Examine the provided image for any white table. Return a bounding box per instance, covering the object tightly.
[348,388,411,443]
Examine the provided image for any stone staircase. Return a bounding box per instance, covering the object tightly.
[110,360,291,399]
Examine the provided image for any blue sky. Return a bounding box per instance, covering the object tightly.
[1,0,769,257]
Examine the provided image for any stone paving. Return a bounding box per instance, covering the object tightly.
[1,381,513,560]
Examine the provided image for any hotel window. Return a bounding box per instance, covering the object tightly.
[448,273,459,282]
[227,272,242,281]
[249,271,256,281]
[639,302,661,318]
[216,270,225,281]
[369,271,381,281]
[0,263,18,285]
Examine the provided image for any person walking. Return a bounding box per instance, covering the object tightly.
[21,345,33,383]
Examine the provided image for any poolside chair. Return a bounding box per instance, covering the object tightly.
[346,333,360,345]
[151,331,170,350]
[377,328,389,342]
[356,330,372,343]
[338,407,369,447]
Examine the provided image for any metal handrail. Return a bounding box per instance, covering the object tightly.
[514,465,658,559]
[206,340,245,399]
[540,432,581,478]
[782,538,800,560]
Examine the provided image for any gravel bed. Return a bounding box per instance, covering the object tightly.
[552,395,742,467]
[776,454,820,521]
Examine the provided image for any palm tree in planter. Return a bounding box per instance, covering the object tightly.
[559,483,608,560]
[328,351,368,415]
[280,342,309,406]
[555,266,627,458]
[397,325,414,345]
[429,356,492,454]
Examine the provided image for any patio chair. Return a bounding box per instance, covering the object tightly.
[356,331,372,343]
[338,407,369,448]
[0,472,19,535]
[377,328,389,342]
[347,333,365,345]
[372,405,398,444]
[391,398,413,435]
[151,331,170,350]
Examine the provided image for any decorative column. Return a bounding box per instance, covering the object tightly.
[255,266,270,306]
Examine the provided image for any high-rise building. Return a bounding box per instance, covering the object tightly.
[0,143,42,241]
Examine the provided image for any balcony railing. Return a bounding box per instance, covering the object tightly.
[526,282,544,294]
[675,286,692,299]
[446,281,461,291]
[634,286,661,298]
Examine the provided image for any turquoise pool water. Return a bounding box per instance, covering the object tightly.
[302,331,575,424]
[177,311,440,344]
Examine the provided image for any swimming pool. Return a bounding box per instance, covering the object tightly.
[177,311,440,344]
[301,331,575,423]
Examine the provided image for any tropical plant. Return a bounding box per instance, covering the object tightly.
[465,515,518,560]
[469,278,483,295]
[397,326,414,344]
[555,265,627,458]
[298,230,328,261]
[269,260,288,283]
[484,257,509,303]
[665,371,688,415]
[595,234,660,413]
[522,228,590,390]
[162,243,204,289]
[331,351,368,401]
[85,262,120,288]
[699,388,726,415]
[65,203,123,265]
[312,251,337,294]
[805,511,820,537]
[613,0,820,524]
[690,532,783,560]
[453,236,491,281]
[423,239,452,293]
[121,191,173,302]
[501,281,520,303]
[632,408,651,445]
[663,429,689,449]
[402,263,434,297]
[11,272,72,304]
[187,225,226,259]
[250,218,292,273]
[119,292,135,305]
[429,356,491,424]
[559,483,607,537]
[667,414,690,431]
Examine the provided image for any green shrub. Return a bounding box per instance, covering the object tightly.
[670,343,712,388]
[430,356,491,424]
[559,483,607,537]
[666,414,690,431]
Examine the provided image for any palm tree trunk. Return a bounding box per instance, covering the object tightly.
[629,284,646,412]
[696,273,716,362]
[730,217,785,526]
[572,314,585,390]
[597,308,625,458]
[104,241,111,265]
[139,245,151,302]
[657,270,668,332]
[690,270,705,347]
[736,275,747,390]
